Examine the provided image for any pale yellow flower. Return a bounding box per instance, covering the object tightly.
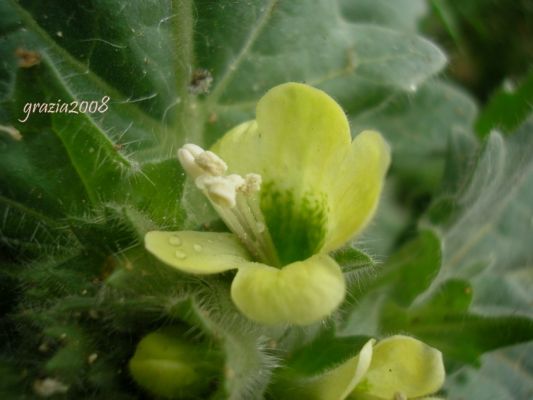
[145,83,390,325]
[309,336,445,400]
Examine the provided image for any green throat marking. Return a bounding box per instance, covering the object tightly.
[261,183,328,266]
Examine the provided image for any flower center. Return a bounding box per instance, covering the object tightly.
[178,144,280,267]
[260,183,328,265]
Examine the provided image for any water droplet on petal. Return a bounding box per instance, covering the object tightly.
[503,79,516,93]
[168,235,182,246]
[193,244,202,252]
[175,250,187,259]
[87,353,98,364]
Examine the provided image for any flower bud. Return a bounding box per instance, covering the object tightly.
[129,328,220,399]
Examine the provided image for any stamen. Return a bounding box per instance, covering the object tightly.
[239,173,262,195]
[195,150,227,176]
[236,192,280,266]
[177,147,204,179]
[227,174,246,190]
[177,143,280,266]
[182,143,204,157]
[177,144,227,178]
[195,175,241,208]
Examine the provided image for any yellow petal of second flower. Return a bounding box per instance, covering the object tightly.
[358,335,445,399]
[145,231,251,274]
[309,339,375,400]
[230,254,345,325]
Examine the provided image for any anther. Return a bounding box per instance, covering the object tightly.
[177,142,277,265]
[182,143,204,157]
[196,175,239,208]
[195,150,228,176]
[239,173,262,194]
[178,144,228,178]
[177,146,204,179]
[227,174,246,190]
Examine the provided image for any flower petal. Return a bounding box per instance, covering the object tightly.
[357,335,445,399]
[230,254,345,325]
[213,84,389,261]
[323,130,390,251]
[214,83,353,263]
[214,83,351,188]
[144,231,251,274]
[308,339,375,400]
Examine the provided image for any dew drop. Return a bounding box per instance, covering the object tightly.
[168,235,182,246]
[175,250,187,259]
[503,79,516,93]
[256,222,265,233]
[193,244,202,252]
[88,353,98,364]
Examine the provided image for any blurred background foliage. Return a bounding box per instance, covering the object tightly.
[424,0,533,101]
[423,0,533,137]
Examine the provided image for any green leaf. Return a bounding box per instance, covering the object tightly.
[435,118,533,318]
[200,1,444,104]
[475,69,533,137]
[120,159,186,229]
[0,193,79,259]
[339,0,428,32]
[50,108,130,205]
[360,229,441,306]
[332,246,374,274]
[381,279,533,366]
[283,330,370,377]
[44,325,89,382]
[445,343,533,400]
[5,0,193,125]
[0,16,191,267]
[340,230,441,334]
[383,230,441,307]
[349,81,477,194]
[1,68,93,217]
[1,2,174,150]
[222,330,277,400]
[439,127,479,196]
[199,1,446,144]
